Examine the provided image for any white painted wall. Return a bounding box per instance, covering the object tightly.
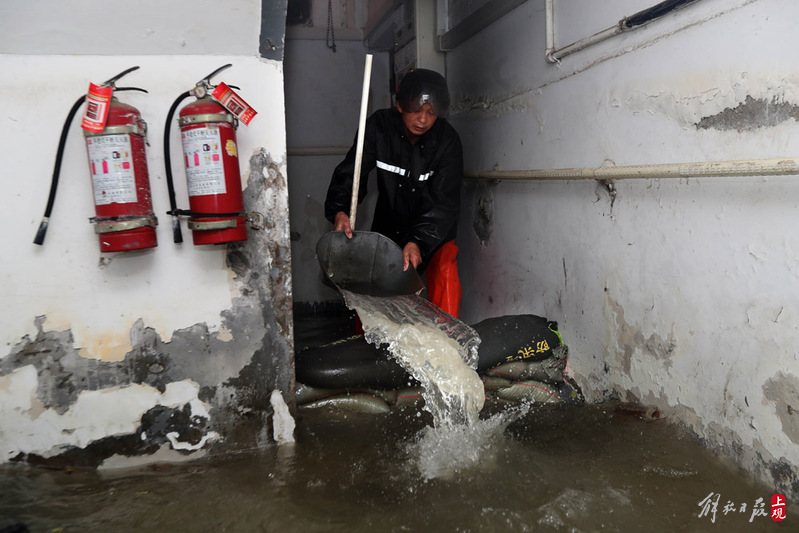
[0,0,262,56]
[1,2,285,358]
[447,0,799,493]
[0,0,291,462]
[2,54,284,359]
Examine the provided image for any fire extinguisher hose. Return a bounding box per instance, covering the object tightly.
[163,90,193,244]
[33,95,87,245]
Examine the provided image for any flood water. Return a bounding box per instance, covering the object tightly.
[1,313,794,532]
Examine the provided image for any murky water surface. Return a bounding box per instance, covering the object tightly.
[1,403,793,532]
[1,314,794,531]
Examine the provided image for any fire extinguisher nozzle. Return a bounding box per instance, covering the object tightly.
[33,218,49,245]
[172,217,184,244]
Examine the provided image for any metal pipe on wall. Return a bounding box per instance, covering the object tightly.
[546,0,700,63]
[465,158,799,181]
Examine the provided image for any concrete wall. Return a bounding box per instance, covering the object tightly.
[0,0,294,467]
[446,0,799,497]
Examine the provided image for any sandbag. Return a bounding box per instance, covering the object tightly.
[472,314,562,371]
[295,335,417,390]
[486,345,568,383]
[495,380,560,404]
[299,392,392,414]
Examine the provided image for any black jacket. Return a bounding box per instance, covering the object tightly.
[325,107,463,263]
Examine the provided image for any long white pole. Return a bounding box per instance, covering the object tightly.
[349,54,373,229]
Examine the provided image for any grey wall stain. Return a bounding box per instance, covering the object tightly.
[703,420,799,498]
[1,150,294,467]
[696,95,799,132]
[223,151,295,440]
[606,295,676,376]
[667,406,799,499]
[763,372,799,445]
[595,179,617,214]
[472,180,497,246]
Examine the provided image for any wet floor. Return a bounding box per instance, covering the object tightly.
[1,313,795,532]
[2,401,794,531]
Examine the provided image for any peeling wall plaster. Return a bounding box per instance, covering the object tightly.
[763,373,799,445]
[0,365,215,462]
[697,95,799,132]
[622,80,799,132]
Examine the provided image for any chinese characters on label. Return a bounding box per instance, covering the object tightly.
[211,82,257,126]
[506,339,550,363]
[82,83,113,133]
[86,134,137,205]
[697,493,787,524]
[181,126,228,198]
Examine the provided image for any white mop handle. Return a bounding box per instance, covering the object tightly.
[349,53,373,230]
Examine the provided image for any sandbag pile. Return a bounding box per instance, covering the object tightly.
[482,345,569,404]
[294,314,579,414]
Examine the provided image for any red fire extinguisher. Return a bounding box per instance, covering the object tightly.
[34,66,158,252]
[163,64,257,245]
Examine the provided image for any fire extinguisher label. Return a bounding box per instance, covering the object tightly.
[211,82,257,126]
[181,126,228,197]
[81,83,114,133]
[86,135,138,205]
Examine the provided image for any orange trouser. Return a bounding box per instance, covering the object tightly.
[425,240,462,318]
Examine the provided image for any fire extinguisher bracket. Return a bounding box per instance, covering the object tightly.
[83,123,146,137]
[91,214,159,234]
[178,113,236,127]
[188,219,238,231]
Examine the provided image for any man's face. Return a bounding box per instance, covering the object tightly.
[397,101,437,143]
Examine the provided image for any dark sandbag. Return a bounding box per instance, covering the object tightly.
[300,392,392,414]
[495,379,561,404]
[473,314,562,371]
[486,345,568,383]
[295,335,417,390]
[295,314,563,389]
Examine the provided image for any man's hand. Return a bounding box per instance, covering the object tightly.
[334,212,353,238]
[403,242,422,271]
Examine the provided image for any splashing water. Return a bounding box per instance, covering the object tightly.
[340,290,531,479]
[342,291,484,428]
[412,404,531,480]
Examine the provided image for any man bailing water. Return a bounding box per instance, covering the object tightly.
[321,67,485,457]
[324,68,465,318]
